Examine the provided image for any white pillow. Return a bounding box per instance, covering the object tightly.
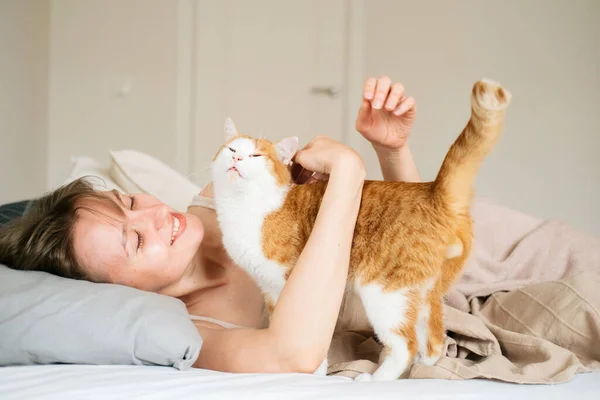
[109,150,201,212]
[64,156,125,192]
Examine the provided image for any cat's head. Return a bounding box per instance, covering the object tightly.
[211,118,298,192]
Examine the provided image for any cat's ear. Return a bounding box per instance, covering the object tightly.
[275,137,299,165]
[224,117,238,141]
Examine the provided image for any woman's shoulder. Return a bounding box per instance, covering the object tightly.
[187,182,216,212]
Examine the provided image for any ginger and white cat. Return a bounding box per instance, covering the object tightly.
[210,79,511,381]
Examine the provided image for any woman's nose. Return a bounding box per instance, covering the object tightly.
[153,206,170,230]
[131,205,169,231]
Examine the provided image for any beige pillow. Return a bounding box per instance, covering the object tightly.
[109,150,201,212]
[64,156,126,192]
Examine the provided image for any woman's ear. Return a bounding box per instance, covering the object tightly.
[224,117,238,141]
[276,137,299,165]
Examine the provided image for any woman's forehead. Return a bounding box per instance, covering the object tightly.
[79,191,124,215]
[74,194,126,238]
[73,197,128,281]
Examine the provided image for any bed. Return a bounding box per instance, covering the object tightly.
[1,365,599,400]
[1,151,599,399]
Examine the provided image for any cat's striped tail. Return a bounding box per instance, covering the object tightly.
[433,79,511,215]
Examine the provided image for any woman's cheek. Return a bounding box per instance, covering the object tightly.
[185,214,204,245]
[143,242,170,267]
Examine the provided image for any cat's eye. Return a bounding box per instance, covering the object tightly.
[249,154,264,158]
[227,147,235,152]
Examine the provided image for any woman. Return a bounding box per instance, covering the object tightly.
[0,77,420,374]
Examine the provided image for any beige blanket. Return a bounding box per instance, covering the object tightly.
[328,199,600,384]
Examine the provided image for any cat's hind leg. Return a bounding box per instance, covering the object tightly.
[414,279,444,366]
[420,291,444,366]
[414,293,431,364]
[354,282,420,381]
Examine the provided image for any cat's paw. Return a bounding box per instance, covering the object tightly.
[354,373,373,382]
[472,79,512,113]
[417,345,443,366]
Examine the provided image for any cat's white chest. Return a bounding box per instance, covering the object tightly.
[217,199,287,301]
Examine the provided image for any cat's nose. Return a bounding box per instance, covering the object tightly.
[233,154,243,161]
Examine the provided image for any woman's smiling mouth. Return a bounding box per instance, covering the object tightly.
[170,213,186,245]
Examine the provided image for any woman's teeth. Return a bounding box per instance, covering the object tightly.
[171,216,181,244]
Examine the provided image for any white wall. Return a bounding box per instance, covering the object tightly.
[47,0,191,188]
[362,0,600,235]
[0,0,49,203]
[3,0,598,236]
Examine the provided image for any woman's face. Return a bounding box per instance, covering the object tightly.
[72,191,204,294]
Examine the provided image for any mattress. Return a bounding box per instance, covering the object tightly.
[1,365,599,400]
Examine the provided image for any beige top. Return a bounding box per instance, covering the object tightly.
[189,193,216,210]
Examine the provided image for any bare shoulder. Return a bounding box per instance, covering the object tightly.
[187,182,215,214]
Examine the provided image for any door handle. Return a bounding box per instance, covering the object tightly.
[310,85,340,98]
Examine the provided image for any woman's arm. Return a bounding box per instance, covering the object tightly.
[374,145,421,183]
[194,138,365,373]
[356,76,422,183]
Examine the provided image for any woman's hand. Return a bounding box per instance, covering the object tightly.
[294,135,363,176]
[355,76,421,183]
[355,76,416,152]
[292,136,363,184]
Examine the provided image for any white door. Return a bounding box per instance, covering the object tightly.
[191,0,348,182]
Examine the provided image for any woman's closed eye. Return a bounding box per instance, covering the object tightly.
[128,196,143,250]
[135,230,143,250]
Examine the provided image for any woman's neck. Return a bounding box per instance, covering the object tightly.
[176,205,232,308]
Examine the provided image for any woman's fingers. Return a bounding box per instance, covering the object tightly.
[372,76,391,109]
[393,96,416,116]
[363,76,414,114]
[355,99,372,129]
[292,135,344,176]
[385,83,405,111]
[306,172,329,184]
[363,77,377,101]
[291,163,314,184]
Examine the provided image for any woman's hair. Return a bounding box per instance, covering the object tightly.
[0,178,120,281]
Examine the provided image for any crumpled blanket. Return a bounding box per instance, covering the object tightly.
[327,198,600,384]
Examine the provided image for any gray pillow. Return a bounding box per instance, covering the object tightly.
[0,265,202,369]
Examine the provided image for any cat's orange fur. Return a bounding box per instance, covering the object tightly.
[214,79,511,380]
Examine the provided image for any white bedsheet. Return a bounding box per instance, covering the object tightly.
[1,365,599,400]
